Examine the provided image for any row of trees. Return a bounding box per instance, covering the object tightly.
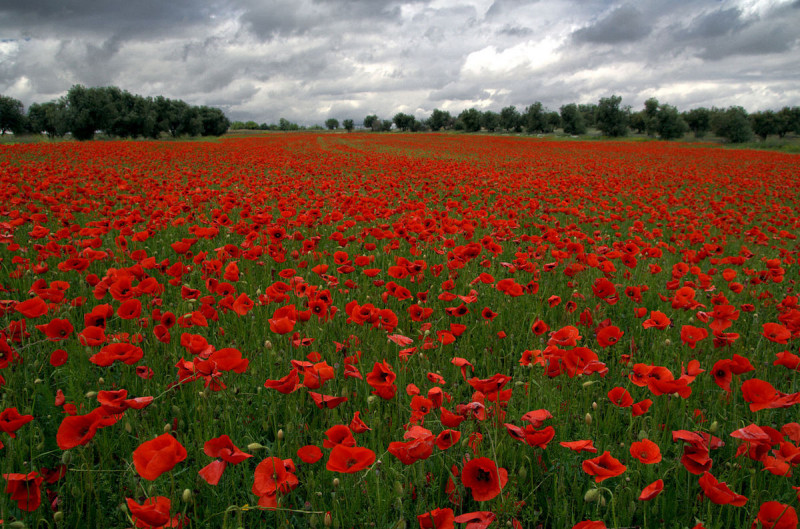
[340,98,800,143]
[1,86,230,140]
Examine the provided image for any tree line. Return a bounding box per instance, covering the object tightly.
[0,86,230,140]
[232,97,799,143]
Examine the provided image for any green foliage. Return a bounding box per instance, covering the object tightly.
[363,115,380,131]
[654,104,688,140]
[683,108,711,138]
[595,95,628,137]
[0,94,26,135]
[712,106,753,143]
[27,101,69,138]
[325,118,340,130]
[499,106,522,132]
[559,104,587,135]
[428,109,453,131]
[481,110,500,132]
[457,108,482,132]
[392,113,416,131]
[342,119,354,132]
[750,110,778,140]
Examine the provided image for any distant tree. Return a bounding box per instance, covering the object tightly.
[381,119,393,132]
[712,106,752,143]
[279,118,299,131]
[578,104,597,128]
[457,108,482,132]
[559,103,586,135]
[655,104,687,140]
[363,114,379,131]
[683,107,711,138]
[499,106,522,132]
[776,106,800,137]
[0,95,27,135]
[750,110,778,140]
[629,111,647,134]
[28,101,69,138]
[643,97,659,136]
[482,110,500,132]
[65,85,118,140]
[393,113,416,131]
[523,102,547,133]
[428,108,453,131]
[342,119,354,132]
[595,95,628,137]
[243,120,259,129]
[325,118,339,130]
[545,111,561,133]
[198,106,229,136]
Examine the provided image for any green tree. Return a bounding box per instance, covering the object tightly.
[683,107,711,138]
[392,113,416,131]
[0,94,27,135]
[750,110,778,140]
[629,111,647,134]
[595,95,628,137]
[325,118,339,130]
[342,119,354,132]
[457,108,482,132]
[655,104,687,140]
[559,103,586,135]
[523,102,547,133]
[65,85,117,140]
[428,109,452,131]
[712,106,752,143]
[380,119,393,132]
[578,104,597,128]
[499,106,522,132]
[643,97,659,136]
[363,114,379,131]
[545,111,561,133]
[482,110,500,132]
[198,106,230,136]
[27,101,69,138]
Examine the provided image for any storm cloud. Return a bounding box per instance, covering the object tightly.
[1,0,798,125]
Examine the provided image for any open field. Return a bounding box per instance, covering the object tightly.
[1,133,799,528]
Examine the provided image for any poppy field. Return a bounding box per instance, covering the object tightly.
[2,133,800,529]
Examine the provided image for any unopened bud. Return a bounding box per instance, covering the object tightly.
[247,442,267,451]
[163,423,172,433]
[585,413,592,426]
[182,489,193,503]
[98,377,105,385]
[709,420,719,434]
[277,429,284,441]
[125,422,133,434]
[53,511,64,523]
[592,401,598,410]
[85,391,97,399]
[61,451,72,466]
[264,340,273,350]
[332,478,340,488]
[394,481,403,495]
[324,512,333,527]
[584,489,601,502]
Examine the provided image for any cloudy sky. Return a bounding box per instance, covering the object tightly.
[1,0,799,125]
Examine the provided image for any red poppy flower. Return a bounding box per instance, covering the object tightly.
[597,325,623,347]
[763,323,791,344]
[15,297,49,318]
[638,479,664,501]
[3,471,44,511]
[252,457,299,508]
[680,325,708,349]
[117,298,142,320]
[0,407,34,438]
[36,318,73,341]
[756,501,798,529]
[126,496,171,528]
[608,387,633,408]
[581,451,627,482]
[89,342,143,366]
[559,440,598,453]
[741,379,780,412]
[133,433,187,481]
[418,508,455,529]
[697,471,747,506]
[642,311,671,330]
[323,424,356,449]
[460,457,508,501]
[326,445,375,473]
[629,439,662,464]
[297,445,323,464]
[631,399,652,416]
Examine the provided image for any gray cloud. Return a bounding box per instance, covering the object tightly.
[572,4,651,44]
[0,0,798,125]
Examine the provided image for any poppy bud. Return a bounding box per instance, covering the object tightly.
[98,377,105,385]
[309,514,319,528]
[34,378,43,384]
[582,380,595,387]
[264,340,272,349]
[9,521,27,529]
[163,423,172,433]
[54,511,64,523]
[85,391,97,399]
[247,442,266,451]
[599,495,606,507]
[182,488,193,503]
[584,488,600,502]
[324,512,333,527]
[709,420,719,433]
[638,430,647,440]
[664,339,671,346]
[592,401,598,410]
[367,395,377,407]
[61,451,72,465]
[393,481,404,495]
[277,429,284,441]
[172,405,181,416]
[585,413,592,426]
[332,478,340,488]
[518,466,527,479]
